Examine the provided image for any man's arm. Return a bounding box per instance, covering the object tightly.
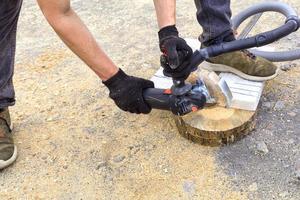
[36,0,154,114]
[153,0,193,79]
[153,0,176,28]
[37,0,118,81]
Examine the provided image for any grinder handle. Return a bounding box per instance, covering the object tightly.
[143,88,172,111]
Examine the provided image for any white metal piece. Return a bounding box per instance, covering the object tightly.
[219,73,264,111]
[150,68,173,89]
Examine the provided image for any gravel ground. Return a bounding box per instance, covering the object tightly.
[0,0,299,199]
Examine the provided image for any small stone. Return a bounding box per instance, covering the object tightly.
[280,63,297,71]
[274,101,285,111]
[41,156,47,160]
[287,112,297,117]
[113,155,125,163]
[133,148,140,154]
[40,86,47,90]
[287,139,295,144]
[262,102,273,109]
[283,164,290,168]
[128,145,134,150]
[83,127,96,134]
[46,114,60,122]
[96,161,106,169]
[256,141,269,154]
[264,130,273,136]
[183,180,196,194]
[163,168,169,173]
[279,191,289,197]
[248,182,258,192]
[296,171,300,181]
[145,144,155,151]
[295,159,300,180]
[93,106,102,111]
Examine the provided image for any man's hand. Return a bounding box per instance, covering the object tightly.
[103,69,154,114]
[159,25,193,79]
[37,0,154,114]
[153,1,193,79]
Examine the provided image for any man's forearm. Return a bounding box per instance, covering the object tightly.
[37,0,118,81]
[153,0,176,29]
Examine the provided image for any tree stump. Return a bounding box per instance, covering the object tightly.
[151,68,259,146]
[174,107,257,146]
[174,70,257,146]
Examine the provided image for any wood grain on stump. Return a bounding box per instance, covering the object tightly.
[175,70,257,146]
[174,107,256,146]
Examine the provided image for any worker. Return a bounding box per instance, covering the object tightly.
[0,0,278,169]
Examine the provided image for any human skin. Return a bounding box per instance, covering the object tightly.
[36,0,119,81]
[36,0,175,81]
[153,0,176,29]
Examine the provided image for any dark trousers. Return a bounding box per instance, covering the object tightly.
[0,0,22,109]
[0,0,232,108]
[194,0,232,45]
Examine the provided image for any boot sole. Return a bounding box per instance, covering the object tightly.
[202,61,279,81]
[0,123,17,170]
[0,145,17,170]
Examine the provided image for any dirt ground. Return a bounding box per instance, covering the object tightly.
[0,0,299,199]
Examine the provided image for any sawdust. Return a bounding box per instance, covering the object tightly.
[0,47,249,199]
[36,51,68,68]
[1,0,300,199]
[127,150,249,200]
[200,107,235,120]
[28,49,72,70]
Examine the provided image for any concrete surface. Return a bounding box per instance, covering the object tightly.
[0,0,299,199]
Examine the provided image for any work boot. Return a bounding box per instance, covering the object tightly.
[0,108,17,170]
[201,33,279,81]
[202,50,279,81]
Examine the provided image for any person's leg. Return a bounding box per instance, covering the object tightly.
[194,0,278,81]
[0,0,22,108]
[194,0,234,46]
[0,0,22,170]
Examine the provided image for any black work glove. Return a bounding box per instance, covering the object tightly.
[103,69,154,114]
[159,25,193,79]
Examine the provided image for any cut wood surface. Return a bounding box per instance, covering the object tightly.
[151,66,260,146]
[176,70,257,146]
